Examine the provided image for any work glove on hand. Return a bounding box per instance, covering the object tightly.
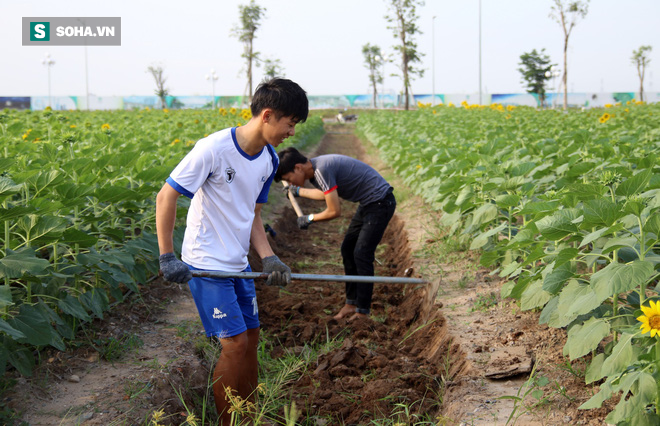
[159,253,192,283]
[261,255,291,287]
[283,184,301,197]
[297,215,313,230]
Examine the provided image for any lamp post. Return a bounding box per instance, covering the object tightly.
[42,53,55,108]
[375,55,390,109]
[545,65,561,109]
[76,18,90,110]
[205,69,218,109]
[374,55,383,109]
[432,15,436,106]
[478,0,482,105]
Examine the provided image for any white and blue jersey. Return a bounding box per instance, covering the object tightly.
[167,127,278,272]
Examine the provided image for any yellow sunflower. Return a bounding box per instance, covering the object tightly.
[638,300,660,337]
[599,113,610,124]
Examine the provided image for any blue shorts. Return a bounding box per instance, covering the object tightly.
[186,264,259,339]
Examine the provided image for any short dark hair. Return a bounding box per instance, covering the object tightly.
[251,78,309,123]
[275,147,308,182]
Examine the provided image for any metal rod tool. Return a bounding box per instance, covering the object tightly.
[191,270,426,284]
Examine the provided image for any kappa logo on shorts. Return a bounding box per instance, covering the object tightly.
[225,167,236,183]
[212,307,227,319]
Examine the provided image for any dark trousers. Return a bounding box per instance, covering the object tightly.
[340,192,396,314]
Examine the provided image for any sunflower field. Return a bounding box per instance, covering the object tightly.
[358,101,660,424]
[0,107,324,376]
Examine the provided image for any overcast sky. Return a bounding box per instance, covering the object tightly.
[2,0,658,98]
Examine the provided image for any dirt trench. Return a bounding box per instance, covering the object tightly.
[250,130,465,424]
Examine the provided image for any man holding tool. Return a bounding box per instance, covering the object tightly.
[155,78,308,423]
[275,147,396,322]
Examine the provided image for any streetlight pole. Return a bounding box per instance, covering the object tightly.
[547,65,560,109]
[381,55,389,109]
[77,18,90,110]
[478,0,482,105]
[205,69,218,109]
[84,45,90,110]
[432,16,436,106]
[42,53,55,108]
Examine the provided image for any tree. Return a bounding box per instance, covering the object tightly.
[147,65,169,109]
[518,49,555,108]
[631,45,652,102]
[362,44,384,108]
[232,0,266,104]
[549,0,589,110]
[262,58,285,79]
[385,0,425,110]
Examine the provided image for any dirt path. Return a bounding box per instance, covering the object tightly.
[8,123,608,425]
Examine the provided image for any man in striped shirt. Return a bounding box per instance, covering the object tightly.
[275,147,396,321]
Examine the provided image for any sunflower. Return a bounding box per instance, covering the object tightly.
[599,113,610,124]
[638,300,660,337]
[101,123,111,131]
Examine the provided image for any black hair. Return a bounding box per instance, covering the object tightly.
[274,147,308,182]
[250,78,309,123]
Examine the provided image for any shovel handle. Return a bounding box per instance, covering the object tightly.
[282,182,304,217]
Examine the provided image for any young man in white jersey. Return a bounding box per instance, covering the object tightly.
[275,147,396,322]
[155,78,308,423]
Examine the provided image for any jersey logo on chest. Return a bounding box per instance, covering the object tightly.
[225,167,236,183]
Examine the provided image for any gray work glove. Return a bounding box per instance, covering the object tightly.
[297,215,312,230]
[261,255,291,287]
[159,253,192,283]
[283,184,300,197]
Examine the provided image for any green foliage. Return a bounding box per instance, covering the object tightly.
[362,43,384,108]
[232,0,266,97]
[0,107,325,378]
[518,49,555,107]
[385,0,425,110]
[358,101,660,424]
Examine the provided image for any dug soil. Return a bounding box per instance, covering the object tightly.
[8,123,611,425]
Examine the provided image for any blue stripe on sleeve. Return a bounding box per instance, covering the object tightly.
[166,177,195,199]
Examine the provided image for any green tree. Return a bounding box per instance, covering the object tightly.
[262,58,285,79]
[549,0,589,110]
[362,44,384,108]
[232,0,266,104]
[146,65,169,109]
[631,45,652,102]
[518,49,555,108]
[385,0,425,110]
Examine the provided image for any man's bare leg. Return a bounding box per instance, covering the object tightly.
[238,328,260,402]
[333,304,357,320]
[213,331,251,425]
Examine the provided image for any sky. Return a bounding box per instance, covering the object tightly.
[2,0,659,98]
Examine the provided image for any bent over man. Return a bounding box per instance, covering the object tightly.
[275,147,396,322]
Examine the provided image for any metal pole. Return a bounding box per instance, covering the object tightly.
[432,16,436,106]
[48,65,52,108]
[478,0,482,105]
[85,44,90,110]
[192,270,427,285]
